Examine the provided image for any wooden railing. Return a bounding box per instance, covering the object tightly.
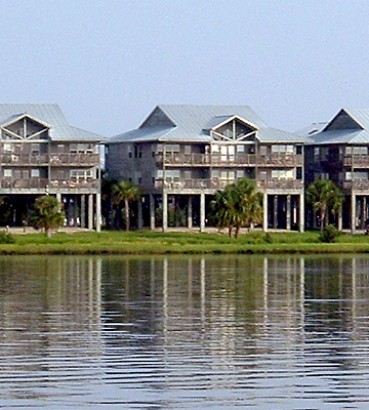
[343,155,369,167]
[1,153,100,166]
[0,179,99,190]
[1,154,49,165]
[343,180,369,190]
[0,178,49,189]
[155,178,304,191]
[158,153,303,167]
[50,153,100,165]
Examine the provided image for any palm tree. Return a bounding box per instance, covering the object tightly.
[232,178,263,238]
[31,195,65,238]
[211,178,263,238]
[211,184,236,237]
[112,180,141,231]
[306,179,343,231]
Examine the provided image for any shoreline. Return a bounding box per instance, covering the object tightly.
[0,229,368,255]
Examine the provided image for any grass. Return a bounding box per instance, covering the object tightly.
[0,229,368,255]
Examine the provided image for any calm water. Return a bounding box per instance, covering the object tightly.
[1,255,369,409]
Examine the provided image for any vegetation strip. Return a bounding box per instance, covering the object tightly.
[0,230,368,255]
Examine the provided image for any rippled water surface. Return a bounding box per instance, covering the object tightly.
[1,255,369,409]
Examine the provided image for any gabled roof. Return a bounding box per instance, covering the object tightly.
[303,108,369,145]
[110,104,303,144]
[0,104,104,142]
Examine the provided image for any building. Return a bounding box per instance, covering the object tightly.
[0,104,103,230]
[303,108,369,232]
[106,105,305,231]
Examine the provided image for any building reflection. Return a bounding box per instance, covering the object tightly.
[2,254,369,405]
[0,256,103,399]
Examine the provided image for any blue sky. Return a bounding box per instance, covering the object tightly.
[0,0,368,136]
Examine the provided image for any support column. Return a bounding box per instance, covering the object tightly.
[187,196,193,229]
[338,207,343,231]
[81,194,86,228]
[162,191,168,232]
[351,192,356,234]
[200,192,205,232]
[361,196,366,230]
[263,193,268,232]
[96,193,101,232]
[150,194,155,230]
[299,192,305,233]
[137,198,143,230]
[88,194,94,230]
[286,195,291,231]
[273,195,278,229]
[56,193,62,203]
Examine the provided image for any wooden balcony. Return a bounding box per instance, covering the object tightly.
[0,178,49,189]
[155,178,304,192]
[50,153,100,166]
[158,153,303,167]
[342,180,369,191]
[1,154,49,165]
[257,180,304,190]
[343,155,369,168]
[0,178,99,191]
[1,153,100,166]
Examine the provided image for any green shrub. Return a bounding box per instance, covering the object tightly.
[319,225,339,243]
[263,233,273,244]
[0,230,15,244]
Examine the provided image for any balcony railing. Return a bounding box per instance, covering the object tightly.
[155,178,304,191]
[158,153,303,167]
[343,155,369,168]
[1,153,100,166]
[342,180,369,190]
[1,154,49,165]
[0,179,99,190]
[50,153,100,165]
[0,178,49,189]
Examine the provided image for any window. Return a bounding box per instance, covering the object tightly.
[31,144,40,155]
[184,145,192,155]
[3,169,12,178]
[272,145,294,154]
[271,170,294,179]
[14,170,21,179]
[237,145,244,153]
[166,170,180,179]
[31,169,40,178]
[22,170,29,179]
[353,146,368,155]
[353,171,368,180]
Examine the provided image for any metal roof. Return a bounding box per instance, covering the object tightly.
[303,108,369,145]
[0,104,104,142]
[110,104,303,144]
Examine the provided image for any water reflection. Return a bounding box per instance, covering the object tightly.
[1,255,369,408]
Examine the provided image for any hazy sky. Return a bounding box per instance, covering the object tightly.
[0,0,368,136]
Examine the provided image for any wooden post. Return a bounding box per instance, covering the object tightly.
[88,194,93,230]
[138,198,143,229]
[299,193,305,233]
[286,195,291,231]
[200,192,205,232]
[263,192,268,232]
[81,194,86,228]
[351,192,356,234]
[273,195,278,229]
[187,195,193,229]
[96,193,101,232]
[150,194,155,230]
[162,191,168,232]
